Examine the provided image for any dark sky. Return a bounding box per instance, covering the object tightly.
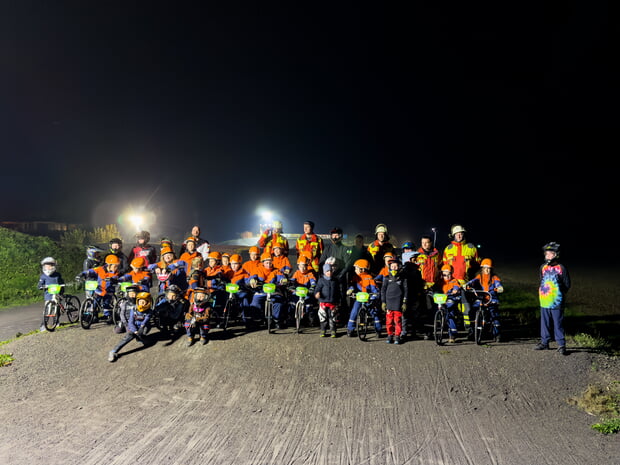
[1,2,614,262]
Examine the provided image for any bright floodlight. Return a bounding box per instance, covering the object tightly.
[130,215,143,231]
[261,210,273,222]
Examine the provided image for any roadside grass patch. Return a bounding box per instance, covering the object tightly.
[0,353,14,366]
[568,381,620,434]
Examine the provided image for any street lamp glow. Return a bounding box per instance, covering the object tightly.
[130,215,143,231]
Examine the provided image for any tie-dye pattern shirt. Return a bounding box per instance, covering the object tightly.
[539,263,571,310]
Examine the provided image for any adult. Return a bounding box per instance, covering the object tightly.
[258,220,289,256]
[534,242,570,355]
[320,227,351,320]
[296,220,324,273]
[105,237,129,275]
[367,223,395,275]
[180,225,211,260]
[127,231,158,267]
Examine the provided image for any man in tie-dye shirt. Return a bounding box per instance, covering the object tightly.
[534,242,571,355]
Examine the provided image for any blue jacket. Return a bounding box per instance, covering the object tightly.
[38,272,65,301]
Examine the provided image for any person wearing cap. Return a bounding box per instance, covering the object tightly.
[271,245,292,276]
[128,231,158,267]
[367,223,395,275]
[118,257,153,293]
[314,263,342,337]
[179,236,201,275]
[242,246,263,276]
[465,258,505,342]
[77,254,123,323]
[258,220,289,256]
[37,256,65,332]
[534,242,571,355]
[381,257,408,344]
[296,220,324,273]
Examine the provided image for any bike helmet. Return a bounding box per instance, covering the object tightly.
[136,292,153,312]
[401,241,414,250]
[261,252,273,262]
[131,257,146,269]
[330,227,343,235]
[297,256,309,265]
[185,236,197,244]
[382,252,395,261]
[354,259,370,270]
[126,285,140,294]
[441,264,454,274]
[136,231,150,242]
[105,254,120,265]
[208,251,222,261]
[249,246,260,255]
[542,242,560,254]
[166,284,182,295]
[86,246,103,261]
[160,246,175,257]
[230,254,243,264]
[480,258,493,268]
[160,237,173,249]
[41,256,56,266]
[109,237,123,247]
[273,220,283,230]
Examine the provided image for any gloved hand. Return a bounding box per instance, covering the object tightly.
[496,286,504,293]
[249,278,257,288]
[346,289,354,296]
[280,277,288,285]
[75,274,83,282]
[401,303,407,311]
[381,302,387,311]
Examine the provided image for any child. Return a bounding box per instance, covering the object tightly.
[108,291,153,362]
[314,263,341,337]
[77,254,121,323]
[346,259,381,338]
[37,257,65,332]
[465,258,504,342]
[433,264,462,343]
[290,256,318,326]
[118,257,152,293]
[114,285,140,333]
[380,257,408,344]
[535,242,570,355]
[184,287,212,346]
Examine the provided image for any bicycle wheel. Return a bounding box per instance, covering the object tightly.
[433,308,445,345]
[222,298,234,331]
[64,295,80,324]
[356,306,369,341]
[43,301,59,331]
[113,297,128,326]
[295,300,304,333]
[80,298,95,329]
[265,299,273,333]
[474,309,485,345]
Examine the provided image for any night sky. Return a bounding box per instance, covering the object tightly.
[1,3,613,263]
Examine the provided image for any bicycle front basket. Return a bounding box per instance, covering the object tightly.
[226,283,239,294]
[263,283,276,294]
[85,280,98,291]
[433,293,448,304]
[356,292,370,303]
[47,284,62,295]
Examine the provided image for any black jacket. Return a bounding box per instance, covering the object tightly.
[315,276,342,305]
[380,270,408,310]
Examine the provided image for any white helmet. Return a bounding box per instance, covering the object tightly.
[41,257,56,266]
[450,224,466,237]
[375,223,388,235]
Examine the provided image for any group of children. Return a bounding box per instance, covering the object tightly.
[37,223,571,362]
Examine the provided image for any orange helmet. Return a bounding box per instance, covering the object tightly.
[131,257,146,269]
[383,252,394,261]
[160,247,174,257]
[222,252,230,258]
[185,236,197,244]
[354,259,370,270]
[297,256,309,265]
[441,264,453,273]
[208,251,222,261]
[105,254,120,265]
[261,252,272,262]
[480,258,493,268]
[249,246,260,255]
[136,292,153,312]
[230,254,243,264]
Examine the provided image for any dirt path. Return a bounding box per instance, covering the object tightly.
[1,320,618,465]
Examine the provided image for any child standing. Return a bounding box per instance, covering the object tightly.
[314,263,341,337]
[37,257,65,332]
[380,257,408,344]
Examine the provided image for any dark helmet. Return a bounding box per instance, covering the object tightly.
[166,284,182,295]
[401,241,414,250]
[330,227,343,235]
[109,237,123,247]
[86,245,104,261]
[136,231,150,243]
[542,242,560,259]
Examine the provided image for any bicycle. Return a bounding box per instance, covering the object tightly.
[263,282,276,333]
[112,281,134,329]
[290,286,313,334]
[466,289,495,345]
[42,284,80,331]
[79,279,104,329]
[353,291,380,341]
[432,293,448,345]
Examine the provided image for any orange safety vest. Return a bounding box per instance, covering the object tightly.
[443,241,479,282]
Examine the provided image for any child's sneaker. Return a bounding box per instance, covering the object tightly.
[386,335,394,344]
[394,336,401,345]
[108,351,117,362]
[320,331,327,337]
[186,337,193,347]
[39,325,47,332]
[200,337,208,345]
[331,331,337,338]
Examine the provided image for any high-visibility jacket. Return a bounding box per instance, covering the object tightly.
[273,255,292,274]
[258,230,289,256]
[367,240,394,274]
[296,234,323,272]
[119,269,152,293]
[242,259,262,277]
[291,269,317,288]
[415,247,442,288]
[442,241,480,282]
[82,266,119,297]
[348,272,379,294]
